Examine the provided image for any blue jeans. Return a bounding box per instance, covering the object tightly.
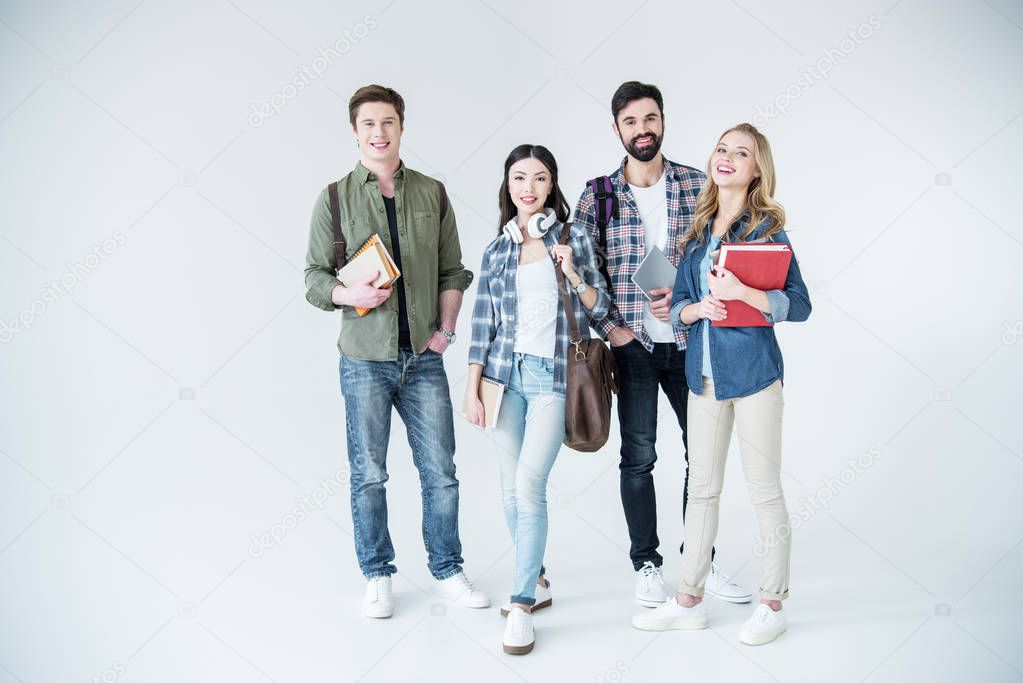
[489,353,565,606]
[339,348,463,580]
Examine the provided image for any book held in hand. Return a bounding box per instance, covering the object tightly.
[336,233,400,316]
[712,242,792,328]
[460,376,505,430]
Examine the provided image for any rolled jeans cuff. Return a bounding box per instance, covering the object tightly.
[510,594,537,607]
[678,582,705,599]
[760,587,789,602]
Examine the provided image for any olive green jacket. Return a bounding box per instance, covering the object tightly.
[304,161,473,360]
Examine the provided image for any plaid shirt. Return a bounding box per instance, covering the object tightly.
[572,157,706,351]
[468,221,610,396]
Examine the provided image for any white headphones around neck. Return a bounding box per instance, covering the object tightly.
[503,208,557,244]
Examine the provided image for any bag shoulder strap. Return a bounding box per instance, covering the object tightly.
[435,179,449,220]
[554,223,583,350]
[327,181,347,274]
[586,176,615,292]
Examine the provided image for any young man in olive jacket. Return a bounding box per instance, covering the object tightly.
[305,84,489,618]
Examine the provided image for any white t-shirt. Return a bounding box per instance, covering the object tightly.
[629,173,675,343]
[513,257,558,358]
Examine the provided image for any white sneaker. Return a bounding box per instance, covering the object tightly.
[739,604,787,645]
[500,578,552,617]
[635,561,671,607]
[705,562,752,603]
[434,572,491,608]
[503,606,534,655]
[362,576,393,618]
[632,596,709,631]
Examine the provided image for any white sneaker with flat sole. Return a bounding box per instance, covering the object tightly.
[635,561,671,607]
[705,562,752,603]
[631,597,709,631]
[433,572,491,608]
[739,604,787,645]
[501,578,552,617]
[362,576,393,618]
[503,607,534,654]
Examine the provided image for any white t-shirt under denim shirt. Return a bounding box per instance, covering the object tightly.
[513,257,558,358]
[628,173,675,343]
[699,234,722,379]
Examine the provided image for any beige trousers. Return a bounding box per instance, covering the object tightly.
[679,378,790,602]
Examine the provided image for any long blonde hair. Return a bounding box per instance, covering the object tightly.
[682,123,785,250]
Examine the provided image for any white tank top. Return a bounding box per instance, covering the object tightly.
[513,257,558,358]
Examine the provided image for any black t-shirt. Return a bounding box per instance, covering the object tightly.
[383,196,411,347]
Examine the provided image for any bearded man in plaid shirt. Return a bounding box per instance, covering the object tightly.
[572,81,750,607]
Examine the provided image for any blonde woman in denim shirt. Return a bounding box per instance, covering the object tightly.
[466,144,609,654]
[631,123,810,645]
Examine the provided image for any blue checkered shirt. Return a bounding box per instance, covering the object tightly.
[572,157,706,351]
[467,221,610,396]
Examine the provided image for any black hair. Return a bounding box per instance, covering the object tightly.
[497,144,570,236]
[610,81,664,122]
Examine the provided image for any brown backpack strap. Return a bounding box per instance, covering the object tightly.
[436,179,449,220]
[553,222,583,349]
[327,181,347,274]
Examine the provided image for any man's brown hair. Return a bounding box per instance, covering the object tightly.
[348,84,405,127]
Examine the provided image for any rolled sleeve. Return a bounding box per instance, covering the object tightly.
[571,224,610,322]
[436,188,474,292]
[304,188,342,312]
[762,289,790,324]
[670,298,695,333]
[467,251,497,367]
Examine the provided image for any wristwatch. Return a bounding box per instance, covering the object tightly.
[438,326,457,344]
[571,278,588,294]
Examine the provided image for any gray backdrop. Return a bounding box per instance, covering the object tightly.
[1,0,1021,681]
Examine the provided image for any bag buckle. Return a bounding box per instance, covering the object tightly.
[572,339,585,361]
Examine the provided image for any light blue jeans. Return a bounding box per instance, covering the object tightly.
[489,353,566,605]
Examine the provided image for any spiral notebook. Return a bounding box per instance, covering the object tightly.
[461,376,505,429]
[336,233,401,316]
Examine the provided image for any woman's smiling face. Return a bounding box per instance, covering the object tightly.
[711,130,760,189]
[507,157,552,216]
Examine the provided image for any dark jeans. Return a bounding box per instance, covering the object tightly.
[338,348,464,580]
[611,340,711,570]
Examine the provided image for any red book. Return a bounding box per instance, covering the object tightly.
[712,243,792,327]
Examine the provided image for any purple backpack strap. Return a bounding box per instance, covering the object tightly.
[586,175,616,293]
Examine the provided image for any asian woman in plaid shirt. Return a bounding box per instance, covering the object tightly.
[465,144,609,655]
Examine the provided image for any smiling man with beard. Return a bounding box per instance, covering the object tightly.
[572,81,751,608]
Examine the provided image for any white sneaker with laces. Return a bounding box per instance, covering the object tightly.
[705,562,753,603]
[362,576,393,618]
[739,604,787,645]
[635,561,671,607]
[631,596,709,631]
[501,578,552,617]
[434,572,491,608]
[503,606,534,654]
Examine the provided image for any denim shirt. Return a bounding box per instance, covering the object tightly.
[669,215,811,400]
[699,234,721,379]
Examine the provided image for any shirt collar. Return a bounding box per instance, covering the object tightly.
[614,155,675,185]
[353,160,406,185]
